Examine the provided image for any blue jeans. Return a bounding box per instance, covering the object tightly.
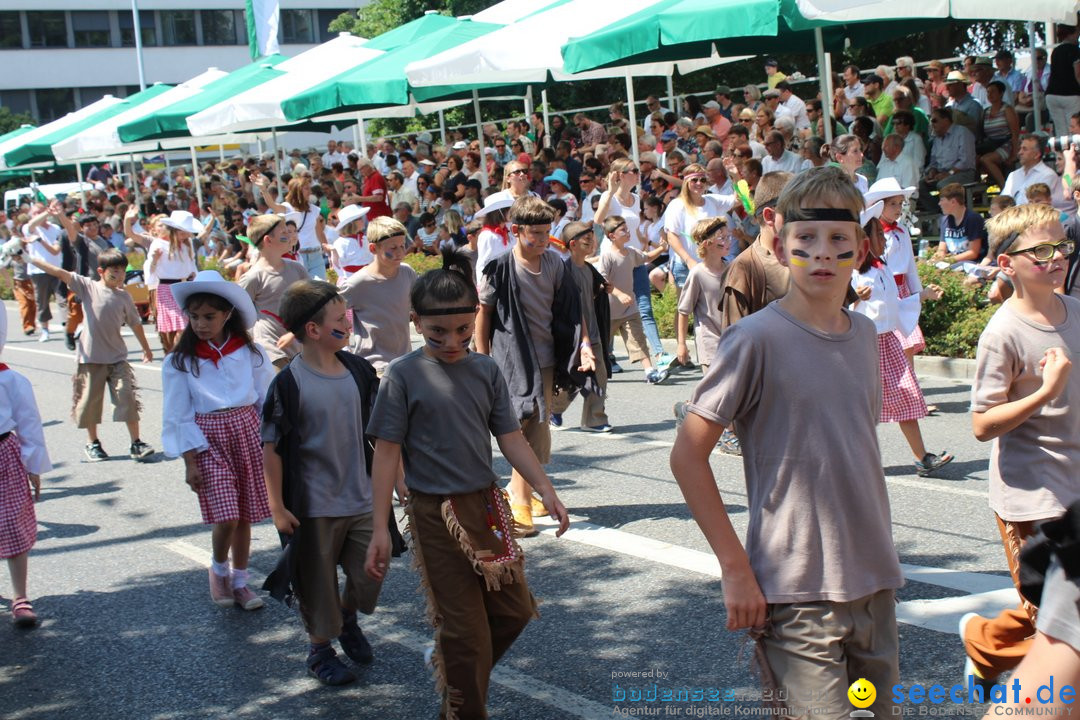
[670,256,690,289]
[633,264,663,357]
[301,249,326,279]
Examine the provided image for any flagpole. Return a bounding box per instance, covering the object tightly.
[131,0,147,91]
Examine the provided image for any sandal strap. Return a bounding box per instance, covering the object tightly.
[11,598,33,612]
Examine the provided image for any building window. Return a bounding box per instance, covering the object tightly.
[0,90,32,117]
[78,86,116,107]
[119,10,156,47]
[0,13,21,49]
[26,11,67,48]
[201,10,241,45]
[36,88,76,123]
[279,9,314,44]
[72,11,111,48]
[161,10,196,45]
[317,10,342,42]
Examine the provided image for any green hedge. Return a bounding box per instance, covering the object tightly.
[915,262,997,359]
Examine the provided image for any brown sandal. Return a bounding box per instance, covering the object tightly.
[11,597,38,628]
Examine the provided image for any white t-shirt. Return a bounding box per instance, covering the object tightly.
[149,237,197,281]
[599,191,642,254]
[281,202,321,251]
[662,194,736,264]
[26,222,62,275]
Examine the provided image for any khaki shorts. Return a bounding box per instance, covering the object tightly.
[518,365,554,465]
[72,362,140,429]
[611,313,649,363]
[293,513,383,640]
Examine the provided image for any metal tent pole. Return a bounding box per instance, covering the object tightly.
[666,75,675,113]
[541,88,551,149]
[190,146,203,208]
[815,28,835,143]
[438,109,447,146]
[271,128,283,197]
[1029,22,1044,133]
[472,89,489,188]
[625,71,640,164]
[358,118,368,156]
[524,85,534,120]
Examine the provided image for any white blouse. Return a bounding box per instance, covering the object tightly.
[149,238,197,281]
[281,202,322,251]
[882,226,923,298]
[330,233,374,281]
[475,227,515,284]
[0,369,52,476]
[161,343,276,457]
[850,264,921,336]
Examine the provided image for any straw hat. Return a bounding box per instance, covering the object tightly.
[171,270,257,328]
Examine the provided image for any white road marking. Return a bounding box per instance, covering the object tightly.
[163,539,615,720]
[4,343,162,373]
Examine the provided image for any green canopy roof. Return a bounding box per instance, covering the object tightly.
[0,125,35,147]
[3,84,172,169]
[283,16,508,121]
[117,55,288,143]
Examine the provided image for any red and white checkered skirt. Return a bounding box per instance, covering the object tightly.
[155,282,188,334]
[879,331,928,423]
[193,405,270,525]
[0,432,36,559]
[894,274,926,353]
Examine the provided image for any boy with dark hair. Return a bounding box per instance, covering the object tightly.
[934,182,987,272]
[28,248,155,462]
[262,279,386,686]
[476,196,594,536]
[672,167,902,717]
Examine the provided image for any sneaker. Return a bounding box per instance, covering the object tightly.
[307,646,356,686]
[232,585,264,611]
[915,451,954,477]
[11,598,37,629]
[423,645,436,674]
[673,401,688,427]
[208,568,234,608]
[654,352,676,372]
[84,441,109,462]
[64,333,76,351]
[583,423,613,433]
[959,613,998,694]
[645,368,669,385]
[38,329,50,343]
[130,440,154,461]
[718,429,742,456]
[338,622,374,665]
[549,413,563,428]
[610,360,624,374]
[511,502,537,538]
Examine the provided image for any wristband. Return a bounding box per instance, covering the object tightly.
[580,341,591,350]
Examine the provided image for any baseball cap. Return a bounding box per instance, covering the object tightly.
[451,141,468,150]
[661,130,678,141]
[703,100,721,110]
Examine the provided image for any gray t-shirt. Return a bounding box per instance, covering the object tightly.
[598,246,645,321]
[568,261,600,346]
[687,302,903,603]
[677,262,728,366]
[368,349,520,495]
[971,296,1080,522]
[1036,557,1080,651]
[68,274,141,365]
[340,264,417,371]
[261,356,372,518]
[478,251,564,369]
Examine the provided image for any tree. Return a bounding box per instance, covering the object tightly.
[0,106,33,136]
[329,0,500,39]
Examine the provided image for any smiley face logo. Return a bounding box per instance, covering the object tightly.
[848,678,876,709]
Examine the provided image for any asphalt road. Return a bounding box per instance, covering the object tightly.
[0,302,1010,720]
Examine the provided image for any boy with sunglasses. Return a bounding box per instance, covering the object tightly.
[962,202,1080,692]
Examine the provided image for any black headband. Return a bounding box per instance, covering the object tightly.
[374,231,407,242]
[416,305,477,316]
[566,229,593,245]
[996,231,1021,255]
[289,292,339,332]
[789,207,859,223]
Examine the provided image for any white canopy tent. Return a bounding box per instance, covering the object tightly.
[0,96,125,170]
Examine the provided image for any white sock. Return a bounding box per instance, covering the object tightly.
[211,558,230,578]
[231,568,249,590]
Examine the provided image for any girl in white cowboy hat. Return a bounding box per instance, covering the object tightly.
[236,214,310,370]
[326,205,372,284]
[163,270,276,610]
[148,211,207,353]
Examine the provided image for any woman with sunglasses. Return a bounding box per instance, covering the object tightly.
[663,163,737,299]
[595,158,673,369]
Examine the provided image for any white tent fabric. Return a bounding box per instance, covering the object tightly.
[405,0,720,87]
[52,69,228,162]
[314,97,472,124]
[796,0,1077,22]
[187,33,380,136]
[0,96,124,169]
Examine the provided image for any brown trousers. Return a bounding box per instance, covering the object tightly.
[13,278,36,333]
[408,487,537,720]
[962,515,1039,678]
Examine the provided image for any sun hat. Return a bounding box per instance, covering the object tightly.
[860,200,885,227]
[474,191,514,218]
[279,211,303,226]
[945,70,968,84]
[171,269,257,328]
[334,204,370,232]
[451,141,468,150]
[694,125,717,139]
[160,210,204,235]
[864,177,916,205]
[543,168,570,188]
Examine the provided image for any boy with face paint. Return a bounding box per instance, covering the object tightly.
[339,217,417,375]
[476,196,595,537]
[963,202,1080,692]
[671,167,903,718]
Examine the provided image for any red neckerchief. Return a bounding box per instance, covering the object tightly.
[261,309,285,326]
[194,335,246,366]
[879,219,902,234]
[870,256,886,270]
[484,223,509,246]
[0,364,8,372]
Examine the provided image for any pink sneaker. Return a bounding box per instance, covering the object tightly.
[208,568,234,607]
[232,585,264,611]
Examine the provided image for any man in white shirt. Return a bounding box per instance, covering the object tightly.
[387,171,419,215]
[761,89,793,122]
[834,64,866,124]
[776,81,811,131]
[1001,135,1077,215]
[23,201,65,343]
[578,173,601,223]
[760,131,805,174]
[321,139,348,170]
[877,134,920,194]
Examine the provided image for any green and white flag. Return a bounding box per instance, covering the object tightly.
[246,0,280,60]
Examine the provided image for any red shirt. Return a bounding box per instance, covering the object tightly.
[362,172,390,220]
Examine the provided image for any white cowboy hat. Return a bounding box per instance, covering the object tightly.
[334,204,370,233]
[278,211,303,226]
[171,270,258,329]
[474,191,514,218]
[160,210,204,235]
[860,200,885,227]
[864,177,916,206]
